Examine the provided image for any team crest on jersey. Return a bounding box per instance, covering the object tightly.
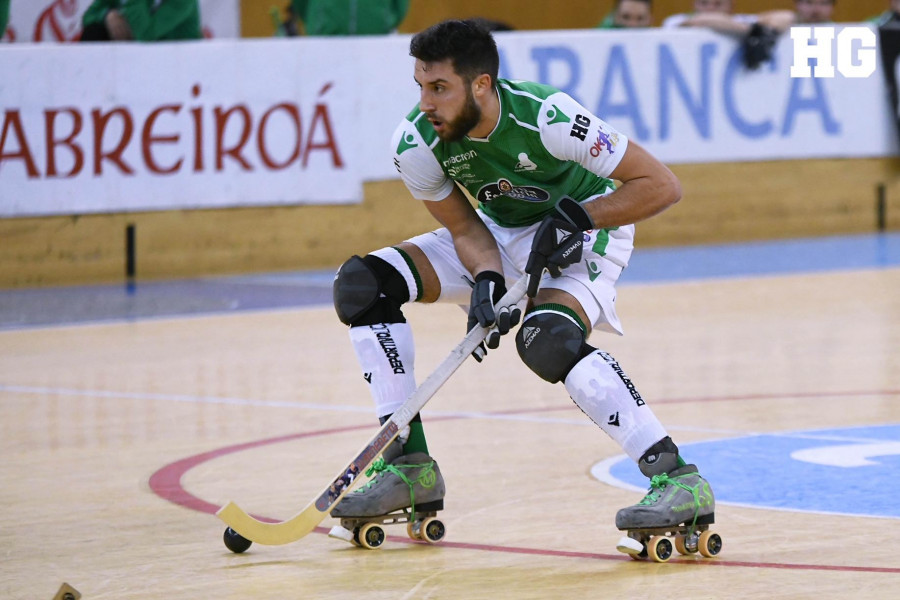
[514,153,538,172]
[477,179,550,204]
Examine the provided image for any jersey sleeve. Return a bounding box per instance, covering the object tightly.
[390,119,456,201]
[537,92,629,178]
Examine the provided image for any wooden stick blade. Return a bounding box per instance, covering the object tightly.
[216,500,325,545]
[215,274,529,547]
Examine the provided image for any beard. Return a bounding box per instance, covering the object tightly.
[433,91,482,142]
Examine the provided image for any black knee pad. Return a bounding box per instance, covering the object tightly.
[515,310,593,383]
[333,254,409,326]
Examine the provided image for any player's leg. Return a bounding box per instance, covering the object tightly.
[333,243,435,452]
[331,235,467,518]
[515,247,714,531]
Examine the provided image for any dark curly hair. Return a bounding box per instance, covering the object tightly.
[409,19,500,87]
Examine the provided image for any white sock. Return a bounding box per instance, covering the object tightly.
[349,322,416,419]
[564,350,667,462]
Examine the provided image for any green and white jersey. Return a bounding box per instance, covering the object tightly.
[391,79,629,228]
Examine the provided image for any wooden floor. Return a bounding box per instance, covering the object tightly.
[2,263,899,599]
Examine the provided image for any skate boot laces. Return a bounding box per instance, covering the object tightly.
[351,456,437,519]
[639,472,707,530]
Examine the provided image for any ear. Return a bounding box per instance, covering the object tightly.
[471,73,493,99]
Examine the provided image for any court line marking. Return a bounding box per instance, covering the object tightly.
[3,383,898,428]
[146,407,900,574]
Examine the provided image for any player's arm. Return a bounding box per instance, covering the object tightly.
[390,118,502,276]
[539,93,680,229]
[424,185,503,277]
[582,140,681,229]
[391,121,516,352]
[527,95,680,296]
[529,143,679,294]
[427,187,520,357]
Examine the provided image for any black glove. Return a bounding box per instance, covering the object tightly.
[525,197,594,298]
[741,23,777,71]
[467,270,521,362]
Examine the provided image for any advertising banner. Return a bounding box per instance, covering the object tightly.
[1,0,239,42]
[1,26,895,216]
[0,39,366,216]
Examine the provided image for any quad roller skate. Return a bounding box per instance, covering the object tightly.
[328,451,446,549]
[614,464,722,563]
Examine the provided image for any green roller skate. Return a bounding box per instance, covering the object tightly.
[614,464,722,562]
[328,449,446,549]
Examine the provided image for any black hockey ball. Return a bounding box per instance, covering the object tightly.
[223,527,252,553]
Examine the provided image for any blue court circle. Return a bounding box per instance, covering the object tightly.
[601,424,900,519]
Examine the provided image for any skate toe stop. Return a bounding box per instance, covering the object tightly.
[616,536,644,555]
[328,525,354,543]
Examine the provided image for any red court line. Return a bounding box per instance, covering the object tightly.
[149,397,900,575]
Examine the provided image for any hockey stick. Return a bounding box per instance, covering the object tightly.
[216,273,530,546]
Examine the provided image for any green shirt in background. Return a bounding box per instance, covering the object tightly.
[291,0,409,35]
[596,12,618,29]
[82,0,202,41]
[0,0,10,36]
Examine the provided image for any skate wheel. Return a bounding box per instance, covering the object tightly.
[419,517,446,544]
[647,536,673,563]
[357,523,386,550]
[698,530,723,558]
[675,533,699,555]
[223,527,252,554]
[407,521,422,540]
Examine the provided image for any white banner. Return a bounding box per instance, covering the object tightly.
[1,0,239,42]
[0,26,895,217]
[493,27,895,163]
[0,39,366,216]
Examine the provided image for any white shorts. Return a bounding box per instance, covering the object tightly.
[373,210,635,335]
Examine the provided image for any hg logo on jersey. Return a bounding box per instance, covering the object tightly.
[790,26,876,78]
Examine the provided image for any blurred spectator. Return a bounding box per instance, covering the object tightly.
[754,0,834,29]
[597,0,653,29]
[872,0,900,26]
[662,1,799,71]
[80,0,201,41]
[284,0,409,36]
[0,0,9,39]
[792,0,835,24]
[661,0,758,32]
